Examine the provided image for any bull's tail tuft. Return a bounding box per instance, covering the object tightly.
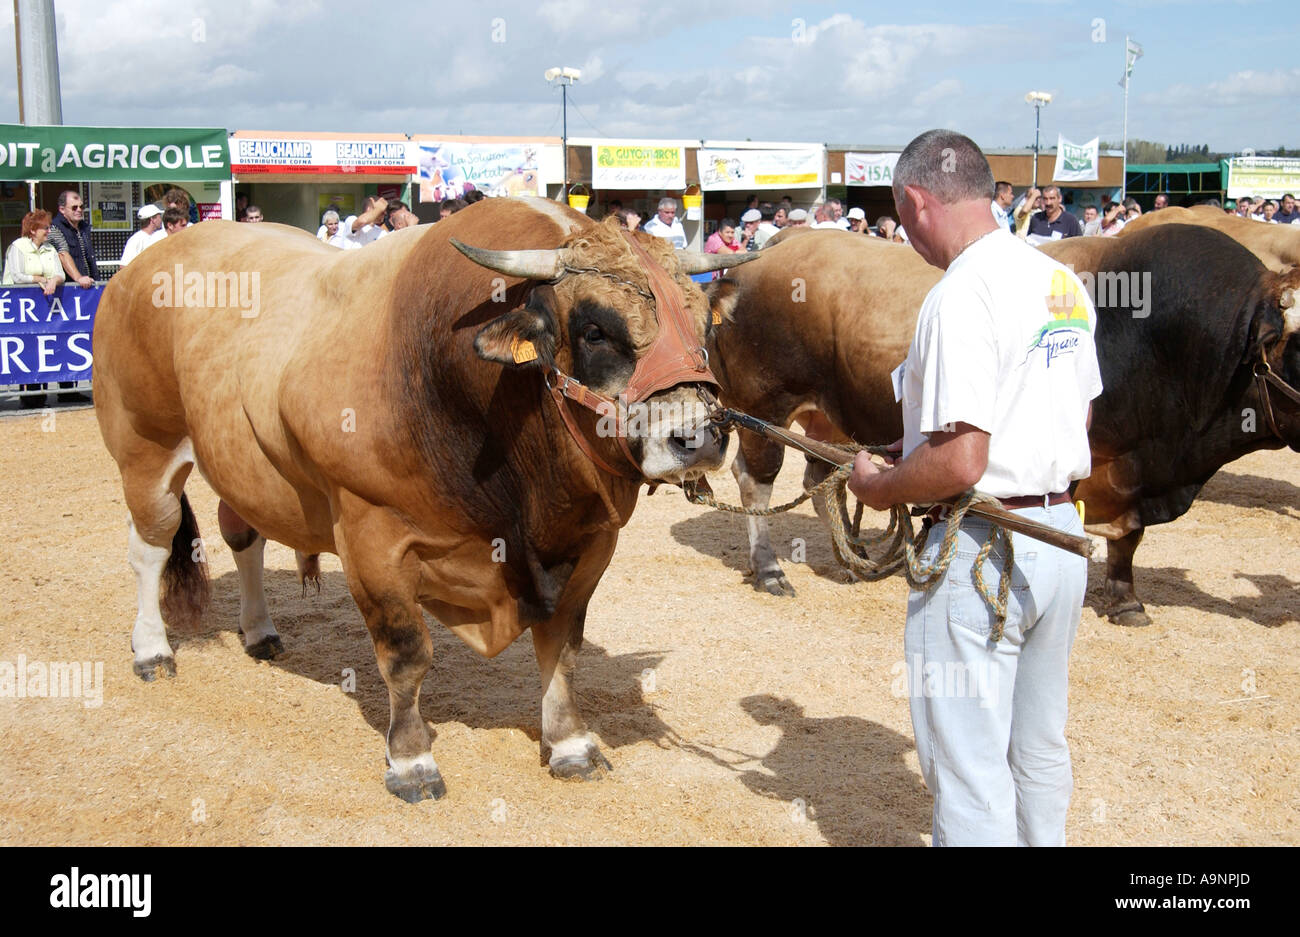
[160,493,211,630]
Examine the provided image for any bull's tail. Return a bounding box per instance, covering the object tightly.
[160,493,211,630]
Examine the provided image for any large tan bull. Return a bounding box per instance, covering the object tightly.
[1120,205,1300,272]
[93,198,748,801]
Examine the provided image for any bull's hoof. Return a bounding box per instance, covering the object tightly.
[755,572,796,598]
[548,745,613,782]
[1111,608,1152,628]
[244,634,284,660]
[134,655,176,682]
[384,763,446,803]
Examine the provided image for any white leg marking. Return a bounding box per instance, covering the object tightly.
[548,736,595,762]
[128,517,174,665]
[386,749,439,778]
[232,536,279,648]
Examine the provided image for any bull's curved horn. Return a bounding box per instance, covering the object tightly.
[674,250,762,276]
[450,238,566,280]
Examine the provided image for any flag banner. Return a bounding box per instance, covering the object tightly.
[0,125,229,181]
[1119,38,1143,88]
[1053,135,1099,182]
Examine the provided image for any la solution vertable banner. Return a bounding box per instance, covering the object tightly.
[592,144,685,190]
[0,285,100,384]
[697,148,822,190]
[417,141,541,202]
[1226,157,1300,200]
[0,125,229,181]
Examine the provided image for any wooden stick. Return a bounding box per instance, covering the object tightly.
[741,417,1095,559]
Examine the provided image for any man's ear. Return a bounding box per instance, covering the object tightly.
[705,278,741,335]
[474,285,558,368]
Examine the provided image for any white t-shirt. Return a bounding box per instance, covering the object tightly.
[811,220,843,230]
[643,215,687,249]
[342,216,387,247]
[119,228,157,266]
[893,229,1102,499]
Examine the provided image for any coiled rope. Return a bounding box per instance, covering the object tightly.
[683,441,1016,641]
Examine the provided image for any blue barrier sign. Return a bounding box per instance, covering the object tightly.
[0,284,100,384]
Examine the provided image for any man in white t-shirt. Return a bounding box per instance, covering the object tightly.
[848,129,1102,847]
[643,197,687,249]
[119,204,164,267]
[340,196,390,247]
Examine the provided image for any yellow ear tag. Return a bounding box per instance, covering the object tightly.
[711,310,722,326]
[1075,500,1086,525]
[510,337,538,364]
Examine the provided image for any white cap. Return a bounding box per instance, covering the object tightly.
[740,208,761,223]
[138,204,163,219]
[847,207,866,220]
[787,208,808,222]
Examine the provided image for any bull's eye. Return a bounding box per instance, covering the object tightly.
[583,324,605,345]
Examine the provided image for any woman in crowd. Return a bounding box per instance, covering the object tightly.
[2,210,66,406]
[704,218,743,255]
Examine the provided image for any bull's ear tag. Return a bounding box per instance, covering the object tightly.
[711,309,722,326]
[510,336,538,364]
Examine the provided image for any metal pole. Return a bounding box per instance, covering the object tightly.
[14,0,24,124]
[1033,102,1040,189]
[561,81,568,202]
[1121,35,1130,201]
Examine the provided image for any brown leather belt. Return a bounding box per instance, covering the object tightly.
[922,491,1070,523]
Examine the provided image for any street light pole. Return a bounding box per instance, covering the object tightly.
[545,67,582,203]
[1025,91,1053,190]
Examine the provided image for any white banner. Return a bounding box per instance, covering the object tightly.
[1053,135,1099,183]
[1226,157,1300,200]
[592,143,685,190]
[696,148,822,190]
[845,152,900,186]
[230,135,417,175]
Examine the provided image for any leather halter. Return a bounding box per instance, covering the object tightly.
[544,230,719,480]
[1254,347,1300,441]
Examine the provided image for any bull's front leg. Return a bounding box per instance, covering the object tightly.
[1104,526,1152,627]
[532,534,618,781]
[335,502,443,803]
[733,433,795,597]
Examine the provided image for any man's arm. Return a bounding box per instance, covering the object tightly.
[847,422,990,511]
[348,198,388,233]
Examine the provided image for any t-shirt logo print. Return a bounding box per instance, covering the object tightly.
[1025,270,1092,367]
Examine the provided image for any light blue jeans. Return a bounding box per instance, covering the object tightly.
[903,502,1087,846]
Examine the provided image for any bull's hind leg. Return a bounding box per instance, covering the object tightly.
[217,500,284,660]
[533,535,617,781]
[335,500,443,802]
[115,438,208,680]
[733,433,795,596]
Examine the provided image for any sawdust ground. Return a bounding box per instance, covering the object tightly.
[0,406,1296,845]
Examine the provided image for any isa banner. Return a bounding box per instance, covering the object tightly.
[0,285,99,384]
[845,152,900,186]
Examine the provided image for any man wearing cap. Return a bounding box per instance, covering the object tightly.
[784,208,808,228]
[846,207,868,233]
[738,208,762,251]
[119,205,165,267]
[848,128,1101,847]
[752,202,781,248]
[644,197,687,248]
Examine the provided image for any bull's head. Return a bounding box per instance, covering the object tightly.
[1247,268,1300,449]
[453,217,754,483]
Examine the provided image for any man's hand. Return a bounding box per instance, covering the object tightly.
[847,451,894,511]
[76,275,93,289]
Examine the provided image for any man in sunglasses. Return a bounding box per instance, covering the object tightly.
[46,190,98,289]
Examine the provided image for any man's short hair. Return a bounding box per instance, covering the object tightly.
[994,181,1013,199]
[321,210,340,225]
[657,197,676,211]
[163,188,191,210]
[57,189,80,209]
[718,217,737,231]
[893,129,994,206]
[1042,185,1061,198]
[1122,197,1139,211]
[759,201,776,221]
[162,207,188,228]
[1284,193,1296,200]
[463,190,486,204]
[875,215,894,229]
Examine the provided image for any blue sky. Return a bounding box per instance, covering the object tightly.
[1,0,1296,153]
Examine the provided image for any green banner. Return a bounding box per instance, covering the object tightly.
[0,124,230,181]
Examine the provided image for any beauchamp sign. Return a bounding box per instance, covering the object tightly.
[0,124,229,181]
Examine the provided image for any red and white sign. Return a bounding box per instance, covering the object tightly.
[230,133,417,175]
